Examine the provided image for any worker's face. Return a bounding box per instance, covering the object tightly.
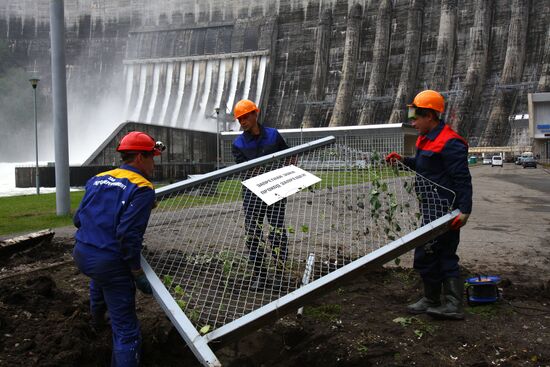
[137,152,155,178]
[238,111,258,132]
[409,108,437,136]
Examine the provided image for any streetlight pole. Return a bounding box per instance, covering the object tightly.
[29,77,40,195]
[215,107,220,170]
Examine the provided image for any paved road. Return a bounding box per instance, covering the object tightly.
[458,163,550,281]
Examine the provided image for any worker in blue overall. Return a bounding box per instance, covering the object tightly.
[232,99,290,290]
[386,90,472,320]
[73,131,165,366]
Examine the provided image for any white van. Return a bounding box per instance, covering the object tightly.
[491,155,503,167]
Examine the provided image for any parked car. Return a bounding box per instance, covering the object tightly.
[522,157,537,168]
[491,156,503,167]
[482,157,492,165]
[517,152,534,165]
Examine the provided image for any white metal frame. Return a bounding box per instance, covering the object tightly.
[143,136,458,366]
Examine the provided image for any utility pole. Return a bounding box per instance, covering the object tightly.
[29,77,40,195]
[215,107,220,170]
[50,0,70,215]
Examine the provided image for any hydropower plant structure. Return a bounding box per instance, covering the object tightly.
[2,0,549,184]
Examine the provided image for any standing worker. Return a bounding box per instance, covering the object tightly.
[386,90,472,320]
[73,131,165,366]
[232,99,290,289]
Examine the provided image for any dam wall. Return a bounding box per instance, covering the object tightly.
[1,0,549,162]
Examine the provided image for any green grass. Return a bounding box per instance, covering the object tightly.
[311,167,405,190]
[304,303,342,322]
[465,304,501,317]
[157,179,243,210]
[0,191,85,236]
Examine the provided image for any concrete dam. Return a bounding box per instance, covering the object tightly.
[1,0,549,161]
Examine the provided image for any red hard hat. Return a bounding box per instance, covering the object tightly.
[234,99,259,120]
[116,131,165,156]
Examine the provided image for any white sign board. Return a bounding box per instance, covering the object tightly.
[242,165,321,206]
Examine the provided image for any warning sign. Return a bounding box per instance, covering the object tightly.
[242,165,321,205]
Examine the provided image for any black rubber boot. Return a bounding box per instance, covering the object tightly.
[407,281,441,314]
[426,277,465,320]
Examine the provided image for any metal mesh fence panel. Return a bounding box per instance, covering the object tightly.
[220,126,409,166]
[142,136,457,366]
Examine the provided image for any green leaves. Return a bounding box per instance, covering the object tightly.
[163,275,173,288]
[188,310,199,323]
[301,225,309,233]
[393,316,414,327]
[222,259,232,276]
[393,316,438,339]
[199,325,211,335]
[174,285,185,296]
[176,300,187,309]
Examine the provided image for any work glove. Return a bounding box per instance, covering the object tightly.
[450,212,470,231]
[385,152,402,163]
[132,269,153,295]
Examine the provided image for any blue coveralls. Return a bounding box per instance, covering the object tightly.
[232,124,290,271]
[403,121,473,283]
[73,164,156,367]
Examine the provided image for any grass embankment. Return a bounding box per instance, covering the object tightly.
[157,168,403,210]
[0,191,84,237]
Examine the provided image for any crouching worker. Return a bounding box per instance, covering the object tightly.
[73,131,165,366]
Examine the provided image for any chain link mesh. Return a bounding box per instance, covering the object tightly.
[143,139,455,336]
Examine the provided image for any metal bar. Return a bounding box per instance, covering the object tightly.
[216,109,220,170]
[204,210,459,343]
[33,86,40,195]
[123,50,270,65]
[142,257,221,367]
[297,253,315,317]
[220,123,409,136]
[155,136,336,198]
[49,0,70,215]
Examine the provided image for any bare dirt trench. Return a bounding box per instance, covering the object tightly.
[0,163,549,367]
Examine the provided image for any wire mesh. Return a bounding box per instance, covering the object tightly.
[221,126,413,166]
[143,136,456,343]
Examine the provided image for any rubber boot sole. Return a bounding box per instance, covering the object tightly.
[426,310,464,320]
[407,301,440,315]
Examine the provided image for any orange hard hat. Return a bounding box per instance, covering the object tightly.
[116,131,165,156]
[408,90,445,113]
[234,99,259,120]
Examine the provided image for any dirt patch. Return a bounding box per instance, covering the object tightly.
[0,238,549,367]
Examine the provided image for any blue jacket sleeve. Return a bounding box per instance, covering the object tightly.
[232,141,247,164]
[73,180,94,228]
[441,139,473,214]
[116,187,156,270]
